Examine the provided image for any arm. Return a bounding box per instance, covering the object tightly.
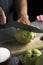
[15,0,28,17]
[14,0,32,25]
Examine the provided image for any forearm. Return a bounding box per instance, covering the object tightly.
[14,0,29,18]
[14,0,31,25]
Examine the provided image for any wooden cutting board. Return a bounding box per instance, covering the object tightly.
[0,22,43,56]
[0,28,43,56]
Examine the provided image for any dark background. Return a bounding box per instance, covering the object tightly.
[27,0,43,21]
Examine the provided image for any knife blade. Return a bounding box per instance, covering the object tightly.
[5,20,43,33]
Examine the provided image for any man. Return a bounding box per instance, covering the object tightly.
[0,0,32,26]
[0,0,43,26]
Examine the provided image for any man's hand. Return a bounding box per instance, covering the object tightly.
[0,7,6,25]
[15,0,32,26]
[17,15,32,26]
[36,14,43,22]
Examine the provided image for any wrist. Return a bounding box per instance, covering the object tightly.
[17,13,29,20]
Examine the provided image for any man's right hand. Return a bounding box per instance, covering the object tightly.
[17,15,32,26]
[0,7,6,25]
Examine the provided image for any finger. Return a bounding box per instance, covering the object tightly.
[0,7,6,24]
[36,15,40,22]
[17,17,32,26]
[0,7,3,12]
[39,15,43,22]
[1,10,6,24]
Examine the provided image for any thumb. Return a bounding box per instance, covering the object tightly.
[0,7,6,25]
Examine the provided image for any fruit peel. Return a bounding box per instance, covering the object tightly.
[36,54,43,65]
[20,49,42,65]
[15,29,34,44]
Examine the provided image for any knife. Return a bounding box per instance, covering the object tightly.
[5,20,43,33]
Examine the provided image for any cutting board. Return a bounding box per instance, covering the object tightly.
[0,27,43,56]
[0,21,43,56]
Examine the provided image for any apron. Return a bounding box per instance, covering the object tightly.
[0,0,13,21]
[0,0,13,28]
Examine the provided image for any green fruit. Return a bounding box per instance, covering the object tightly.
[15,29,34,44]
[36,55,43,65]
[20,49,42,65]
[20,49,32,65]
[32,49,42,57]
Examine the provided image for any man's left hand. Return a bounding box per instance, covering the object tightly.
[0,7,6,25]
